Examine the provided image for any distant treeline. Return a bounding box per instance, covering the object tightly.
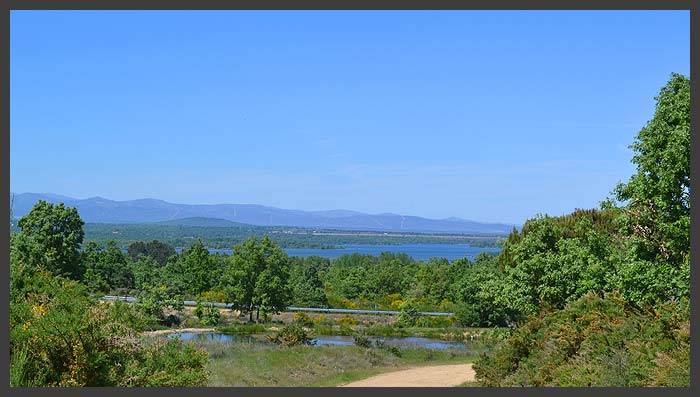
[78,223,505,249]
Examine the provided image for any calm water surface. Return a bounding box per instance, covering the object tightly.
[204,243,500,261]
[168,332,468,350]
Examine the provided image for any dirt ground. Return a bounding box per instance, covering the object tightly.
[340,363,475,387]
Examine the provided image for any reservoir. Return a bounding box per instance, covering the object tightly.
[204,243,501,262]
[168,331,472,351]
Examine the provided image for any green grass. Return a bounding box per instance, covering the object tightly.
[313,323,490,340]
[197,339,475,387]
[216,323,268,334]
[216,321,494,342]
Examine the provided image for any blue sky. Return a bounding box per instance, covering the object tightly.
[10,11,689,225]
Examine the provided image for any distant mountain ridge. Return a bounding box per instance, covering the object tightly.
[11,192,516,234]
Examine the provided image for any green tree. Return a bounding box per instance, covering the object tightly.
[611,73,690,306]
[475,74,691,386]
[131,256,165,291]
[11,200,85,279]
[452,254,514,327]
[290,257,329,307]
[164,240,216,296]
[127,240,176,266]
[615,73,690,264]
[82,241,134,293]
[221,236,291,321]
[412,258,451,306]
[490,209,619,318]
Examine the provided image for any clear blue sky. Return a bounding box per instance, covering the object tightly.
[10,11,689,225]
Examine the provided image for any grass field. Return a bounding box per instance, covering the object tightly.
[196,338,476,387]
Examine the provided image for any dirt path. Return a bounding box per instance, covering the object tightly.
[340,363,475,387]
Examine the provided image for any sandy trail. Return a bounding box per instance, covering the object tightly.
[340,363,475,387]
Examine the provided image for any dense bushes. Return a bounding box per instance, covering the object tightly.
[474,73,690,387]
[473,292,689,386]
[119,340,208,387]
[195,301,222,326]
[268,324,313,347]
[486,210,619,318]
[9,262,208,386]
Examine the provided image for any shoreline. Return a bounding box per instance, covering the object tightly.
[142,327,216,337]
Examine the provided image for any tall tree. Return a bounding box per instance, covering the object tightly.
[612,73,690,305]
[11,200,85,279]
[290,258,329,308]
[82,241,134,293]
[615,73,690,265]
[221,236,291,321]
[165,240,215,296]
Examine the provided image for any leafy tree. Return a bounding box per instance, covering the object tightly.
[452,254,514,327]
[611,73,690,306]
[163,240,217,296]
[131,256,164,291]
[82,241,134,293]
[290,257,329,307]
[475,74,691,386]
[221,236,291,321]
[127,240,176,266]
[364,257,410,301]
[411,258,452,306]
[134,283,184,326]
[11,200,85,279]
[490,210,619,317]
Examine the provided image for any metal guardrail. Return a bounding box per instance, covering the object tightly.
[101,295,454,317]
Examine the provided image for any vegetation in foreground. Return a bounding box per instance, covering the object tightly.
[472,73,690,386]
[9,264,208,386]
[474,292,689,386]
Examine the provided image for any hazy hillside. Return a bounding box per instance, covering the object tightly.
[12,193,515,234]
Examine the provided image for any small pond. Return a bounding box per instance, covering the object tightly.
[168,331,468,351]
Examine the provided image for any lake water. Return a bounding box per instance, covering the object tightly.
[168,331,468,350]
[206,243,500,262]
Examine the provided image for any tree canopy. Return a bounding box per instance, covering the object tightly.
[11,200,85,279]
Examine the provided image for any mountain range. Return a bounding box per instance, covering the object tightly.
[11,192,515,235]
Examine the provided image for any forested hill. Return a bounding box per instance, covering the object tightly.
[11,193,515,234]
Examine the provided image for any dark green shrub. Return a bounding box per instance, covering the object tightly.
[194,301,220,326]
[120,339,208,386]
[396,302,420,328]
[473,292,689,386]
[267,324,313,347]
[373,340,402,357]
[9,264,209,387]
[455,303,480,327]
[353,334,372,348]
